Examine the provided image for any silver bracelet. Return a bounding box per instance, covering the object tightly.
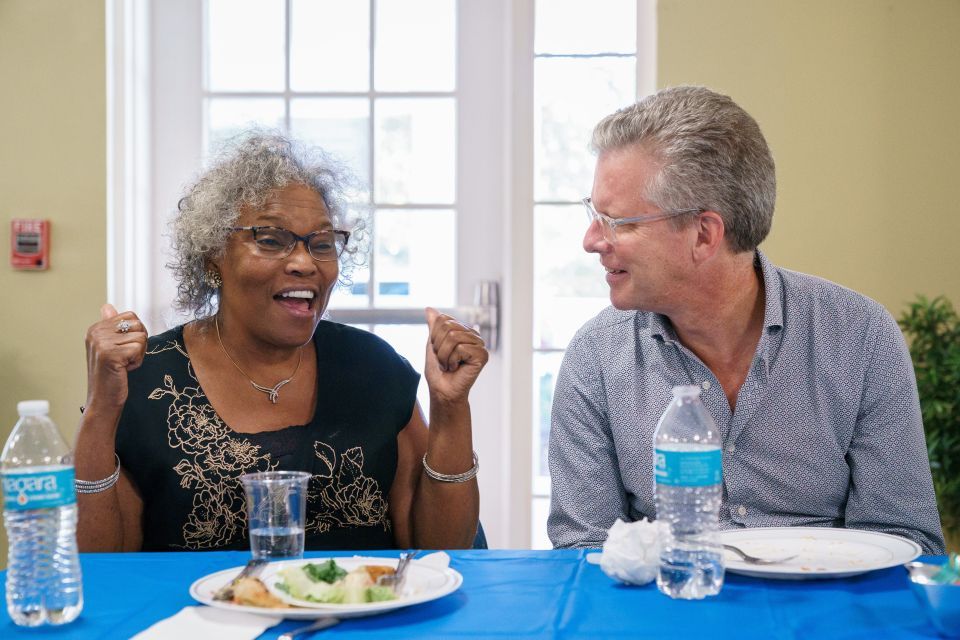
[422,451,479,483]
[75,454,121,494]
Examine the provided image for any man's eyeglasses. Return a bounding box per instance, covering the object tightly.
[582,197,703,243]
[229,226,350,262]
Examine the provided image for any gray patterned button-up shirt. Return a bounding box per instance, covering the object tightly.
[548,251,944,553]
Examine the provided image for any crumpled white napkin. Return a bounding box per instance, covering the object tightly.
[131,605,281,640]
[592,518,664,586]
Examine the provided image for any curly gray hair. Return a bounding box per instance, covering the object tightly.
[591,86,776,253]
[169,130,367,318]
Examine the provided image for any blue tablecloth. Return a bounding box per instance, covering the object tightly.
[0,550,944,638]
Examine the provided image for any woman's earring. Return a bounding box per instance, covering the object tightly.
[206,269,223,289]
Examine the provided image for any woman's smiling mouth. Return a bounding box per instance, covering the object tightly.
[274,289,316,315]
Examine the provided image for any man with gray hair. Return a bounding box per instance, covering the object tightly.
[547,86,944,553]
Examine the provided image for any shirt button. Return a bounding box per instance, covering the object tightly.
[737,505,747,516]
[726,444,736,454]
[701,381,711,390]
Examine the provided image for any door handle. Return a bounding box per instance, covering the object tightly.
[324,281,500,352]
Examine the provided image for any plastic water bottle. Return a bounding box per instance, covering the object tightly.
[1,400,83,626]
[653,385,724,599]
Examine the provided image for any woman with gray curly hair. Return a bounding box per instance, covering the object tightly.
[75,131,487,553]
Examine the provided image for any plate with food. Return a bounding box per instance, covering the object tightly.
[189,555,463,619]
[718,527,921,580]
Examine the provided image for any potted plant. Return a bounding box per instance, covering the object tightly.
[899,296,960,552]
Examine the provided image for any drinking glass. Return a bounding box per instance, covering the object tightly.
[241,471,310,560]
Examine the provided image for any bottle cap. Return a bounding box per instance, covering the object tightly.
[670,385,702,398]
[17,400,50,416]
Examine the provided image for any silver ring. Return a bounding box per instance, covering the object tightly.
[116,319,132,334]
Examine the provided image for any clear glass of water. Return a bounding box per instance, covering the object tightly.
[240,471,310,560]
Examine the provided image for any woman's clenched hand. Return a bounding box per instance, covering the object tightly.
[423,307,489,406]
[84,303,148,412]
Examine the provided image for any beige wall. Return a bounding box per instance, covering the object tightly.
[0,0,105,561]
[659,0,960,314]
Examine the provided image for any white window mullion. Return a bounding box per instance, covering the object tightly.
[283,0,292,130]
[367,0,377,309]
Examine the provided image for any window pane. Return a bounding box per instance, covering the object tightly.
[206,0,285,92]
[534,205,609,349]
[374,208,455,308]
[375,98,455,204]
[533,350,564,484]
[535,0,636,54]
[327,202,371,308]
[290,0,369,91]
[328,264,370,309]
[206,98,285,155]
[534,57,635,201]
[532,495,552,549]
[290,98,370,198]
[373,324,430,414]
[375,0,455,91]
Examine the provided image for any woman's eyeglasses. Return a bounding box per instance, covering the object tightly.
[229,226,350,262]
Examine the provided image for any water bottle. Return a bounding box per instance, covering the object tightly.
[653,385,724,599]
[1,400,83,626]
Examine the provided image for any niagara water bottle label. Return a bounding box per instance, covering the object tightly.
[654,448,722,487]
[1,468,76,510]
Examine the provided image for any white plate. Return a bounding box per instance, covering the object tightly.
[189,556,463,620]
[718,527,921,580]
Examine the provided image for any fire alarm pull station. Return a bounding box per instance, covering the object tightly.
[11,219,50,270]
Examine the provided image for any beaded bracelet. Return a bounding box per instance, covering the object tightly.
[422,451,479,483]
[75,454,121,494]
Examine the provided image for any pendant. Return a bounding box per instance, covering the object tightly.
[250,378,292,404]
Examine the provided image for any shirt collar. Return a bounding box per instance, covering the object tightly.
[648,311,677,342]
[756,249,784,334]
[648,249,784,343]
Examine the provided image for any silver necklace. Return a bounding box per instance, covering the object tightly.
[214,317,302,404]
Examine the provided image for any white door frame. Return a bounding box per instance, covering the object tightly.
[503,0,535,549]
[105,0,152,317]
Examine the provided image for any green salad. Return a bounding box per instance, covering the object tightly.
[275,560,397,604]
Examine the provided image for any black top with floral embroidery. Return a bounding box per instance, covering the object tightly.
[115,321,419,551]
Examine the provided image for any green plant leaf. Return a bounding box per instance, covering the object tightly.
[900,295,960,538]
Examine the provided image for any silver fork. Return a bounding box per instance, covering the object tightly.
[277,617,340,640]
[377,550,420,594]
[212,557,268,601]
[723,543,797,565]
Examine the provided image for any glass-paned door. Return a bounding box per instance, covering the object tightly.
[134,0,651,548]
[147,0,510,545]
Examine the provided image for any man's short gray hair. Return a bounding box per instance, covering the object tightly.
[170,130,366,318]
[591,86,776,252]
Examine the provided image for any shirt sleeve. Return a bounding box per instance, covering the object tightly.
[844,308,945,554]
[547,328,629,549]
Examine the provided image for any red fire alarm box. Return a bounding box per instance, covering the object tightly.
[11,219,50,270]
